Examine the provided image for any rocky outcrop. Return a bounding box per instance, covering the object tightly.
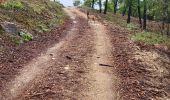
[0,21,19,33]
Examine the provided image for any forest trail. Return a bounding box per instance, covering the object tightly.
[86,17,116,99]
[1,4,170,100]
[0,8,117,100]
[73,8,117,99]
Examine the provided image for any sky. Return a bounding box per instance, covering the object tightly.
[57,0,84,7]
[56,0,100,9]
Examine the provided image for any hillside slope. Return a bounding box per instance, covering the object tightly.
[0,0,65,48]
[0,0,71,88]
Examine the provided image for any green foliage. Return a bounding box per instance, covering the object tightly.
[105,15,113,21]
[83,0,170,22]
[11,36,21,45]
[19,31,33,42]
[132,31,170,45]
[0,0,65,48]
[127,23,138,30]
[1,0,64,32]
[104,13,127,27]
[38,24,50,32]
[56,14,65,25]
[73,0,81,6]
[0,26,4,34]
[28,3,45,14]
[83,0,92,7]
[0,1,24,10]
[107,1,114,12]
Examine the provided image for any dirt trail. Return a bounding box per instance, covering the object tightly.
[87,22,116,99]
[1,8,117,100]
[2,8,78,100]
[73,9,117,99]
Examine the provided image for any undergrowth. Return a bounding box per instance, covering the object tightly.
[38,24,50,32]
[0,1,24,10]
[19,31,33,42]
[132,31,170,46]
[127,23,139,30]
[0,0,64,31]
[0,0,65,47]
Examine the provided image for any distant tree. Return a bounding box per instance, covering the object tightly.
[137,0,142,27]
[83,0,170,34]
[73,0,81,6]
[114,0,118,14]
[127,0,132,23]
[122,0,127,16]
[83,0,92,7]
[98,0,102,13]
[143,0,147,30]
[92,0,95,8]
[104,0,109,14]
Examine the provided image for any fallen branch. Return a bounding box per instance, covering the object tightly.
[99,64,114,67]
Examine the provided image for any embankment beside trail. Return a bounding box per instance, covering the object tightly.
[0,1,72,97]
[107,23,170,100]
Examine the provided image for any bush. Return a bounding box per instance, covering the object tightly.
[38,24,50,32]
[11,36,21,45]
[132,31,170,45]
[0,1,24,10]
[28,3,45,14]
[127,23,138,30]
[19,31,33,42]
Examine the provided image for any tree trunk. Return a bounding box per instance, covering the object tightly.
[143,0,147,30]
[127,0,132,23]
[122,9,127,16]
[99,0,102,13]
[137,0,142,28]
[122,2,127,16]
[114,0,118,14]
[162,0,168,34]
[104,0,108,14]
[162,22,165,33]
[92,0,95,8]
[167,24,169,36]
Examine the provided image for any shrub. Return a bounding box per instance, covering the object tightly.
[28,3,45,14]
[19,31,33,42]
[132,31,170,45]
[0,1,24,10]
[127,23,138,30]
[38,24,49,32]
[11,36,21,45]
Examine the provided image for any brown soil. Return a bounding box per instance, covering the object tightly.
[0,8,170,100]
[0,8,118,100]
[107,22,170,100]
[0,10,72,100]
